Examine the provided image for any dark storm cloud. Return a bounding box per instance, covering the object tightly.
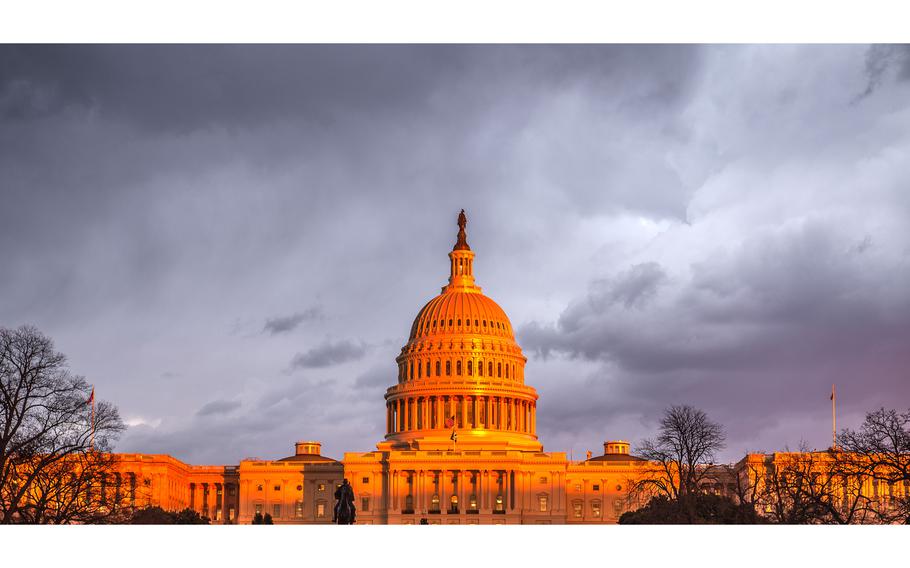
[290,339,367,369]
[263,306,323,335]
[3,45,909,464]
[197,399,242,417]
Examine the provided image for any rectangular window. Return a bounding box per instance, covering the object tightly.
[228,485,236,496]
[255,503,262,515]
[592,502,602,518]
[273,504,281,518]
[573,502,583,518]
[228,507,235,521]
[362,497,370,512]
[295,500,304,518]
[215,507,222,521]
[318,483,325,492]
[273,484,281,492]
[538,495,548,512]
[362,477,369,484]
[593,484,600,491]
[539,477,548,484]
[316,502,326,518]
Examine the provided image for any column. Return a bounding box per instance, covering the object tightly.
[460,397,467,429]
[485,397,492,429]
[219,483,226,523]
[441,469,448,512]
[530,404,536,434]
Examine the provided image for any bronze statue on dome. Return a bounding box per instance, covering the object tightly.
[454,209,470,250]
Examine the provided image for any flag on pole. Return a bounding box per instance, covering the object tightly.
[450,430,457,443]
[87,387,95,405]
[444,416,455,429]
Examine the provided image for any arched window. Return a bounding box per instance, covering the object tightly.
[497,362,502,378]
[456,360,462,376]
[425,360,431,377]
[478,360,483,377]
[457,318,461,326]
[417,361,422,379]
[467,360,473,376]
[409,361,414,380]
[449,319,453,327]
[505,364,509,379]
[483,320,487,327]
[436,360,441,376]
[446,360,451,376]
[488,362,493,376]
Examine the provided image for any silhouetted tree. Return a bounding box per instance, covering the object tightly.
[632,405,726,521]
[619,493,763,524]
[130,506,209,524]
[0,326,126,524]
[252,512,263,524]
[263,512,274,524]
[839,408,910,523]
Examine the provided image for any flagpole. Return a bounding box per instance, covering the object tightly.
[90,385,95,452]
[831,383,836,450]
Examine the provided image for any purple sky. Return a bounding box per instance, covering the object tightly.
[2,45,909,464]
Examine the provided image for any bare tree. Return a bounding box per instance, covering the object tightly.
[733,444,880,524]
[838,408,910,523]
[0,325,126,523]
[633,405,726,516]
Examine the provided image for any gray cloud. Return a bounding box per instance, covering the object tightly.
[263,306,323,335]
[196,399,242,417]
[290,339,367,369]
[3,45,909,464]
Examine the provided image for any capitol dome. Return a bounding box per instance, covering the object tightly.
[379,210,541,452]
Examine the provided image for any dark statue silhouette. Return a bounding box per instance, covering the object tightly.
[333,478,356,524]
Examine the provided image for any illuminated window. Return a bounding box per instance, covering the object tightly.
[575,484,582,491]
[538,494,548,512]
[539,477,548,484]
[316,501,325,518]
[228,507,235,521]
[592,501,601,518]
[295,500,304,517]
[273,504,280,518]
[450,495,459,512]
[255,503,263,515]
[431,494,440,511]
[573,501,583,518]
[215,507,222,521]
[495,494,504,512]
[469,494,478,511]
[318,483,325,492]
